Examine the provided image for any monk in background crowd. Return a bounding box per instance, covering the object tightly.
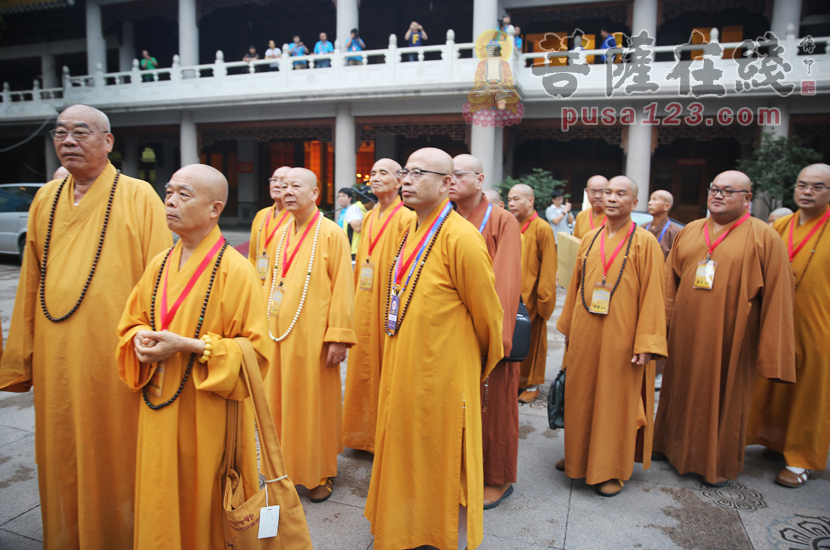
[642,190,680,260]
[572,175,607,240]
[249,165,292,280]
[484,188,504,208]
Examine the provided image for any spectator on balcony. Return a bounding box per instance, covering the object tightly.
[404,21,428,62]
[514,26,523,52]
[243,45,259,62]
[265,40,280,71]
[140,50,158,82]
[289,35,309,69]
[346,29,366,66]
[600,28,617,63]
[314,32,334,68]
[571,32,588,65]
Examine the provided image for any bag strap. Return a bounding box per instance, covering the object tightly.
[223,392,240,477]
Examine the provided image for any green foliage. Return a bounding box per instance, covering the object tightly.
[736,131,823,211]
[496,168,566,209]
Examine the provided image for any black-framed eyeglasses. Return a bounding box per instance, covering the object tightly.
[707,187,750,197]
[452,170,480,178]
[795,182,829,193]
[50,129,105,141]
[397,168,448,180]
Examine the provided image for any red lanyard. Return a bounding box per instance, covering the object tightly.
[521,211,538,234]
[788,208,830,262]
[600,221,635,277]
[282,211,319,279]
[160,236,224,331]
[264,208,290,248]
[704,211,750,257]
[394,204,448,286]
[368,202,404,257]
[589,211,606,230]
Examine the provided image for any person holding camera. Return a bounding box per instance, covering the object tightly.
[346,29,366,66]
[403,21,428,62]
[289,35,309,69]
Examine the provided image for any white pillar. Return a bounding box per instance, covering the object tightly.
[472,0,499,38]
[771,0,802,41]
[44,136,60,181]
[491,127,504,189]
[471,125,495,190]
[632,0,658,38]
[180,111,199,166]
[625,110,652,212]
[119,21,136,73]
[41,54,58,88]
[335,103,357,189]
[122,135,140,177]
[336,0,359,54]
[179,0,199,70]
[85,0,107,74]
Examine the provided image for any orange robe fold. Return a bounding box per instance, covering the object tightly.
[248,205,291,273]
[748,207,830,470]
[116,225,272,550]
[557,225,667,484]
[0,162,172,550]
[519,214,557,387]
[365,202,504,550]
[572,208,605,240]
[654,216,796,483]
[343,198,416,452]
[264,211,356,488]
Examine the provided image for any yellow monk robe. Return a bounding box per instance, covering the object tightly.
[519,213,557,387]
[365,201,504,550]
[264,210,356,488]
[557,225,667,484]
[653,217,795,482]
[343,198,416,452]
[748,207,830,470]
[0,162,171,549]
[248,205,291,274]
[572,208,606,240]
[116,225,271,550]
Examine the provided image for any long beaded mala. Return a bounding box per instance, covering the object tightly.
[580,225,635,314]
[384,214,449,337]
[267,214,323,342]
[39,171,120,322]
[142,240,229,410]
[794,220,827,292]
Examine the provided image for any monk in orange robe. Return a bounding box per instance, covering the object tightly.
[365,148,503,550]
[748,163,830,487]
[263,167,356,502]
[0,105,172,549]
[343,159,415,452]
[117,164,274,550]
[572,175,607,240]
[508,184,557,403]
[556,176,666,497]
[484,188,504,208]
[653,170,795,485]
[249,165,292,280]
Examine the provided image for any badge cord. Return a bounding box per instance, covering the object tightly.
[703,211,750,261]
[787,208,830,262]
[367,202,404,261]
[599,221,635,284]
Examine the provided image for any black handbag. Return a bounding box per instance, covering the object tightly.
[547,369,565,430]
[505,297,531,362]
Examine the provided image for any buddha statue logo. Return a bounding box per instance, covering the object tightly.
[463,31,524,127]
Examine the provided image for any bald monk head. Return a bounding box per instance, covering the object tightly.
[603,176,639,221]
[54,104,114,186]
[165,164,227,245]
[647,189,673,219]
[507,183,536,223]
[708,170,752,224]
[282,167,320,226]
[269,166,291,209]
[768,207,793,225]
[794,163,830,219]
[369,158,403,208]
[484,188,504,209]
[586,175,608,213]
[401,147,453,223]
[52,166,70,181]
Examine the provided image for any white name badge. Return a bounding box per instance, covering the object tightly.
[693,259,717,290]
[257,505,280,539]
[589,283,611,315]
[359,262,374,291]
[270,287,284,317]
[257,252,269,280]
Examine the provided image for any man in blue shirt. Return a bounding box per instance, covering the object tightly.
[345,28,365,66]
[514,26,523,52]
[600,28,617,63]
[314,32,334,68]
[403,21,427,62]
[289,35,308,69]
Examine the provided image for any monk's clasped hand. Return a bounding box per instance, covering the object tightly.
[134,329,198,364]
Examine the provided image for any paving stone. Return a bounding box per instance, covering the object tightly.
[0,425,31,449]
[0,435,40,526]
[0,391,36,433]
[0,528,42,550]
[1,505,42,542]
[300,499,373,550]
[739,500,830,550]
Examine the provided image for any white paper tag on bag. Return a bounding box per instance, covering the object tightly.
[258,505,280,539]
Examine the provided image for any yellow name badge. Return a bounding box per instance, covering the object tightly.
[148,361,165,398]
[269,287,284,317]
[358,262,374,291]
[257,252,269,280]
[693,259,717,290]
[589,283,612,315]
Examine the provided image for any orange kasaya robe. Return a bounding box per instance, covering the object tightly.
[343,197,415,452]
[0,162,171,550]
[263,210,356,488]
[464,197,523,485]
[248,205,291,275]
[557,224,667,484]
[654,216,795,483]
[116,225,271,550]
[572,207,606,240]
[748,207,830,470]
[519,213,557,387]
[365,200,504,550]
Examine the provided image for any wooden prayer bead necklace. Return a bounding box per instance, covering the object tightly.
[39,171,120,322]
[384,214,448,337]
[142,240,229,410]
[580,225,635,313]
[794,220,827,292]
[266,213,323,342]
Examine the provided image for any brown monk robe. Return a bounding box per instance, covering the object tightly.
[451,154,522,509]
[748,163,830,487]
[508,184,557,403]
[653,170,795,485]
[556,176,666,497]
[572,175,607,240]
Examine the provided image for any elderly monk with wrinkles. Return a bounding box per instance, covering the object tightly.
[343,158,415,453]
[117,164,275,550]
[249,165,292,281]
[748,163,830,488]
[508,184,557,403]
[365,148,503,550]
[573,175,607,240]
[451,154,522,510]
[263,167,356,502]
[0,104,171,549]
[653,170,795,486]
[556,176,666,497]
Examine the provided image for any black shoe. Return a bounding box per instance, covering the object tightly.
[651,452,668,461]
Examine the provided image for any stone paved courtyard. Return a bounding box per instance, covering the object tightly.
[0,248,828,550]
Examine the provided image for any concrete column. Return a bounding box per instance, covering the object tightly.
[336,0,359,54]
[491,126,504,189]
[472,0,499,38]
[119,21,136,73]
[624,110,652,212]
[122,135,140,177]
[179,0,199,69]
[41,54,58,88]
[237,139,258,225]
[632,0,658,38]
[374,133,398,162]
[771,0,802,41]
[180,111,199,166]
[45,136,60,181]
[85,0,107,74]
[471,125,495,190]
[335,103,357,188]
